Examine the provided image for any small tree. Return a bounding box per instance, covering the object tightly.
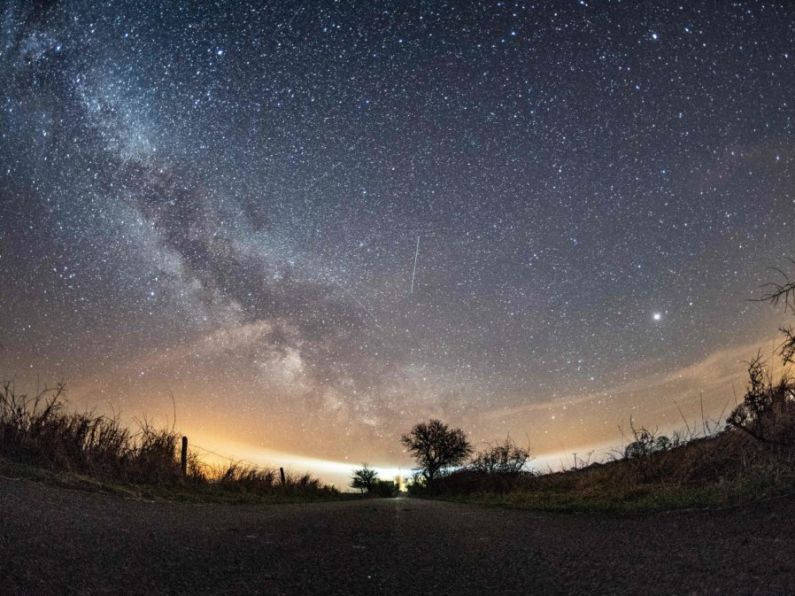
[350,464,378,493]
[471,437,530,474]
[401,419,472,485]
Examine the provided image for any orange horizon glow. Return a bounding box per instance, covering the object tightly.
[33,326,788,488]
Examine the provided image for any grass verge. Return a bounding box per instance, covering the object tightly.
[0,382,342,503]
[433,478,794,516]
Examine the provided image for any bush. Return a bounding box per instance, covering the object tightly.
[430,468,535,495]
[471,437,530,474]
[726,356,795,446]
[370,479,398,497]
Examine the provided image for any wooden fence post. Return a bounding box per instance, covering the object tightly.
[181,436,188,477]
[279,466,286,486]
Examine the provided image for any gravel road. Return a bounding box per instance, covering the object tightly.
[1,477,794,595]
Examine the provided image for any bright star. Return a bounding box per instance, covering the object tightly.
[652,312,662,321]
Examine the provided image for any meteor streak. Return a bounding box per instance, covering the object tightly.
[410,235,420,295]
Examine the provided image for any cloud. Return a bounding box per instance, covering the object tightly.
[476,335,785,433]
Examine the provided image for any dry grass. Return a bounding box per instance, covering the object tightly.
[426,422,795,513]
[421,340,795,513]
[0,381,337,500]
[211,462,326,496]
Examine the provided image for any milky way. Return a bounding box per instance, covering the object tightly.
[1,1,793,470]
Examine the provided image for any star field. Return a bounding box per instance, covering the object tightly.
[1,1,793,466]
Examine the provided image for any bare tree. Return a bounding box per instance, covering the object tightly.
[401,419,472,486]
[728,261,795,446]
[471,437,530,474]
[755,262,795,365]
[756,261,795,311]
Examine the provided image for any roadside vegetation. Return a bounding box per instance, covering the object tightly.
[350,464,399,497]
[0,382,338,503]
[402,266,795,514]
[405,372,795,514]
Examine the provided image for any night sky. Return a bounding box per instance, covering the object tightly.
[1,1,793,478]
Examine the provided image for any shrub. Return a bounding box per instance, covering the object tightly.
[370,479,398,497]
[726,356,795,446]
[471,437,530,474]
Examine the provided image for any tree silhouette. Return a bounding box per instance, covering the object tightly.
[755,262,795,365]
[350,464,378,493]
[728,262,795,445]
[401,419,472,486]
[471,437,530,474]
[726,355,794,445]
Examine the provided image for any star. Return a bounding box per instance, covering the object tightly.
[0,0,791,480]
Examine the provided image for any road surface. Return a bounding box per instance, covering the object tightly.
[1,477,794,594]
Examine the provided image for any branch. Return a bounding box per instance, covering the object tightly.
[753,263,795,312]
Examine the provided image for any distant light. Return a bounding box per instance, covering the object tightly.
[651,32,659,41]
[652,312,662,321]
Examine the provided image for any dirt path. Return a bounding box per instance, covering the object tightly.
[1,477,793,595]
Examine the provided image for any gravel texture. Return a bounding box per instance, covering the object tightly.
[1,477,794,595]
